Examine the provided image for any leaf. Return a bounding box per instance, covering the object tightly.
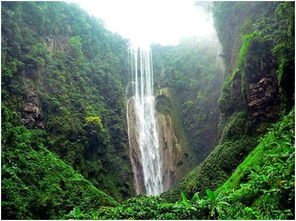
[191,192,200,202]
[181,192,189,205]
[206,189,217,201]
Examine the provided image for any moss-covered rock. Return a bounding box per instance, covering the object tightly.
[220,111,247,141]
[162,136,258,202]
[164,2,294,204]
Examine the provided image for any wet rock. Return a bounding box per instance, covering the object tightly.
[157,112,187,192]
[156,88,190,192]
[127,88,191,194]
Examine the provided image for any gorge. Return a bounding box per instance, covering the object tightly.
[1,1,295,220]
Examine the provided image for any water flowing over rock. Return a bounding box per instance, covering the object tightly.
[127,46,163,195]
[127,98,145,194]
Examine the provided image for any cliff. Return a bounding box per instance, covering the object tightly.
[2,1,294,220]
[152,36,223,165]
[163,1,294,202]
[155,88,191,191]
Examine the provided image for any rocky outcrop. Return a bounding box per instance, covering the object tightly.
[127,98,145,194]
[21,92,45,129]
[127,88,190,194]
[157,113,189,191]
[220,40,280,136]
[155,88,191,192]
[247,76,279,120]
[244,41,280,123]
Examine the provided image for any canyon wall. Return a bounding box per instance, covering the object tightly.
[155,88,191,192]
[163,1,294,202]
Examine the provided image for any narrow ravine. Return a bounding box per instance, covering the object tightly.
[127,46,163,195]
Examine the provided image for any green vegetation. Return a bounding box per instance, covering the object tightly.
[272,2,295,110]
[220,111,247,141]
[85,116,104,129]
[1,1,294,220]
[2,106,117,219]
[216,109,295,219]
[237,31,260,68]
[162,135,259,202]
[217,110,294,195]
[2,1,133,204]
[152,36,224,164]
[164,0,294,209]
[64,110,295,219]
[214,1,294,116]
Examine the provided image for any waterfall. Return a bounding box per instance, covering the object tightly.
[127,45,163,195]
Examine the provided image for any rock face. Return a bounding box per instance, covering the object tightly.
[244,41,280,123]
[155,88,191,192]
[127,98,145,194]
[219,40,280,136]
[127,88,191,194]
[247,76,279,120]
[157,112,189,192]
[21,92,45,129]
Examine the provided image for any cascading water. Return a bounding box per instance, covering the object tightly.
[127,45,163,195]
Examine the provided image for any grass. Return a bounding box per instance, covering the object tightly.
[216,137,266,194]
[216,108,294,195]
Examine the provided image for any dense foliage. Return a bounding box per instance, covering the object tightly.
[2,1,133,203]
[1,1,294,220]
[213,1,294,112]
[163,1,294,204]
[152,36,224,164]
[65,109,295,219]
[2,106,117,219]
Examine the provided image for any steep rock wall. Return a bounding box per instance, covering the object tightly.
[151,39,223,165]
[163,1,294,201]
[127,88,191,193]
[155,88,191,192]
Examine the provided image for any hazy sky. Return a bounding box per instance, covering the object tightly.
[69,0,215,46]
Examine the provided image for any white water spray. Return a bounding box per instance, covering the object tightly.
[127,45,163,195]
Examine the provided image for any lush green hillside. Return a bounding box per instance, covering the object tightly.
[163,1,294,202]
[66,109,295,219]
[2,1,133,204]
[2,106,117,219]
[1,1,294,220]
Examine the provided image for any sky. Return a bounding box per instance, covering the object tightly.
[69,0,215,46]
